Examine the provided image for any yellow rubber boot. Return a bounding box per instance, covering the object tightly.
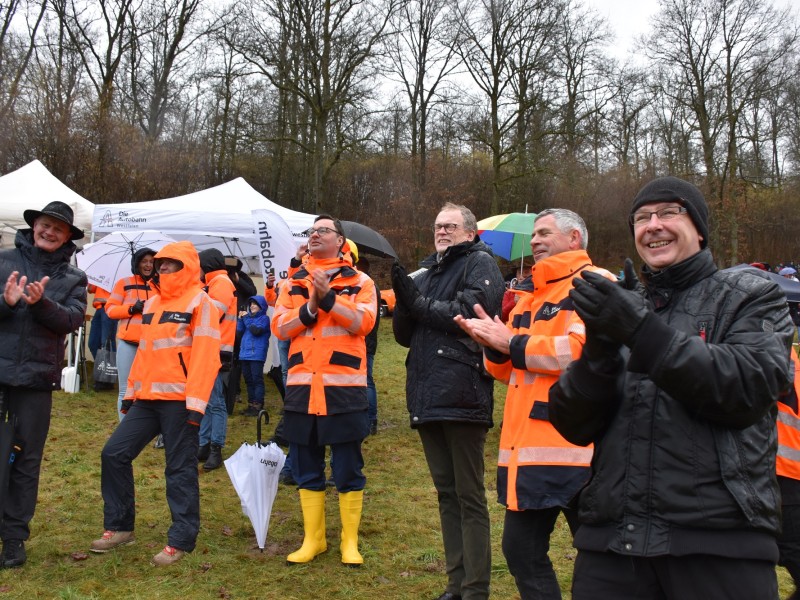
[338,490,364,566]
[287,489,327,564]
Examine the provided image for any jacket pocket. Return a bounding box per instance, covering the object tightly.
[330,350,361,370]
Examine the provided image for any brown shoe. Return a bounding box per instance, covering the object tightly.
[151,545,185,566]
[90,530,135,553]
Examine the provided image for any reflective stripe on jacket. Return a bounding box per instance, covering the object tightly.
[105,275,153,343]
[125,241,221,413]
[89,285,111,310]
[204,269,237,356]
[778,350,800,480]
[485,250,612,511]
[271,255,377,417]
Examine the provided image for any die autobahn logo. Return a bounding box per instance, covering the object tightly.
[99,210,147,228]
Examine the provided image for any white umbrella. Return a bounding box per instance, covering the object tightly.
[224,440,286,550]
[75,230,176,291]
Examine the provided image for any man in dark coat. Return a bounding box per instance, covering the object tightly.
[549,176,794,600]
[392,202,504,600]
[0,201,87,568]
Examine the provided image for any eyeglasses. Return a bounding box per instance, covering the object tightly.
[432,223,460,233]
[629,206,687,227]
[305,226,340,237]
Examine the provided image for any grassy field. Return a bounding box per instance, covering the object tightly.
[0,322,794,599]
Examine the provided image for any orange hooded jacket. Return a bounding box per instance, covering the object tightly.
[204,269,237,360]
[271,255,377,416]
[105,274,154,343]
[124,241,221,414]
[485,249,614,512]
[778,350,800,481]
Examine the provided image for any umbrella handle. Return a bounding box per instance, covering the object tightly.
[256,409,270,446]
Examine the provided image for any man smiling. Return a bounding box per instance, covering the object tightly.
[0,201,87,568]
[392,202,504,600]
[549,177,794,599]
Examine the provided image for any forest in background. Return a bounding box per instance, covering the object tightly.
[1,0,799,268]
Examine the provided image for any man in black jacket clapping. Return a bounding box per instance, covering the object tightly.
[549,177,794,600]
[0,201,87,568]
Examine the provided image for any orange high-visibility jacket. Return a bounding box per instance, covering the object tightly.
[204,269,237,358]
[271,255,377,416]
[778,350,800,481]
[485,249,614,512]
[124,241,221,414]
[88,285,111,310]
[105,274,154,343]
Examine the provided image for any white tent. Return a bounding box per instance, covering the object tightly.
[91,178,316,275]
[0,160,95,247]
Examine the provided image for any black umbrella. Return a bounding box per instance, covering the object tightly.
[724,264,800,303]
[340,221,398,259]
[0,389,20,518]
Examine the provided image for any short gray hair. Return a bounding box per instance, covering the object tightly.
[535,208,588,249]
[440,202,477,232]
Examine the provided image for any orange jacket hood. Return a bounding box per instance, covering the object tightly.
[155,241,203,300]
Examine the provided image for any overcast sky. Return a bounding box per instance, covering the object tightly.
[585,0,799,60]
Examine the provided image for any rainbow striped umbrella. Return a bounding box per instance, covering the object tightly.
[477,212,537,261]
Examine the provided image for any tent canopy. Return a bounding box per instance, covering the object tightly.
[0,160,95,248]
[92,178,316,274]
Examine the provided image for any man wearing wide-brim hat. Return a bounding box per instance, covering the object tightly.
[0,200,87,568]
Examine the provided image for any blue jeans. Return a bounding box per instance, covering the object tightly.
[241,360,266,406]
[88,308,117,358]
[199,372,227,447]
[116,340,138,421]
[278,338,290,386]
[366,353,377,423]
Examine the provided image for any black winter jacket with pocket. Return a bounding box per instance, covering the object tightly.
[549,249,794,560]
[393,238,504,428]
[0,230,87,390]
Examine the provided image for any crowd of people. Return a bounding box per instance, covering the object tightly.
[1,178,800,600]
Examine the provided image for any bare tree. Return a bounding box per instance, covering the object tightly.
[125,0,206,142]
[646,0,797,262]
[387,0,460,198]
[453,0,562,213]
[0,0,48,165]
[233,0,399,211]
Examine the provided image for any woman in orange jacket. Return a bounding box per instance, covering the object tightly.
[104,247,156,420]
[90,241,221,566]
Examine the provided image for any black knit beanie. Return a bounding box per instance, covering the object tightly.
[629,176,709,248]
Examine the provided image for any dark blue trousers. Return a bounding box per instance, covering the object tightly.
[100,400,200,552]
[290,440,365,492]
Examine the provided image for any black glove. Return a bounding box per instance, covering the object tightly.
[391,261,420,308]
[128,299,145,315]
[570,259,649,347]
[187,410,203,427]
[120,399,133,414]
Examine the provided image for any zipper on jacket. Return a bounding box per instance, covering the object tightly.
[698,321,707,342]
[178,352,188,377]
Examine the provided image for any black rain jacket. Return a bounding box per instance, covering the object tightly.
[549,248,794,560]
[0,230,87,390]
[393,238,504,428]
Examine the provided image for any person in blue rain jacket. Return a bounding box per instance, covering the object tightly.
[237,295,270,416]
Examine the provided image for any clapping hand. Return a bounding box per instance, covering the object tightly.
[570,259,649,347]
[4,271,49,307]
[391,262,420,308]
